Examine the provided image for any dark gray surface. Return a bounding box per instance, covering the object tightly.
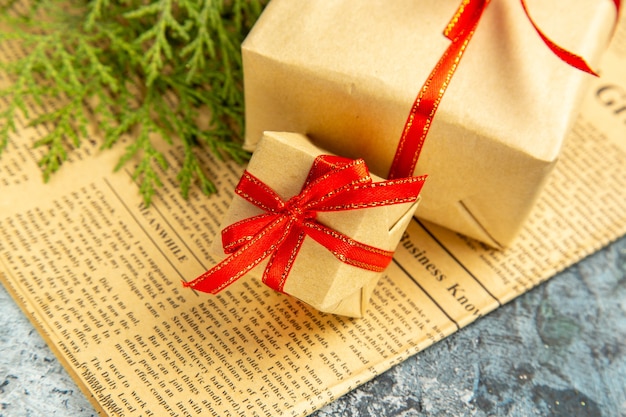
[2,235,625,417]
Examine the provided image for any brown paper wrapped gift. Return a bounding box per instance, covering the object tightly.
[209,131,420,317]
[241,0,615,247]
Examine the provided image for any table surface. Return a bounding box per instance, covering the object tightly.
[1,235,625,417]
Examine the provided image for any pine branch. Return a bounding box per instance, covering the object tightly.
[124,0,191,86]
[178,139,217,199]
[32,90,91,180]
[0,0,267,204]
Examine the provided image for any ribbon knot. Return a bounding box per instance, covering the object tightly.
[185,155,426,294]
[283,197,314,224]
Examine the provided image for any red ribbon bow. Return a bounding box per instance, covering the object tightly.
[185,155,426,293]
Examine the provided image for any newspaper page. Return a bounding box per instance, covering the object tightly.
[1,14,626,417]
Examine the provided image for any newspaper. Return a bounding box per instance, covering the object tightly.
[1,14,625,417]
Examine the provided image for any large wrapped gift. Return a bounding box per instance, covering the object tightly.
[186,131,423,317]
[241,0,616,247]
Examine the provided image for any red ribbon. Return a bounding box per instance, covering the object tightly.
[186,155,426,293]
[388,0,621,179]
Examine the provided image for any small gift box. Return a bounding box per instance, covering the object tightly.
[241,0,616,247]
[187,132,423,317]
